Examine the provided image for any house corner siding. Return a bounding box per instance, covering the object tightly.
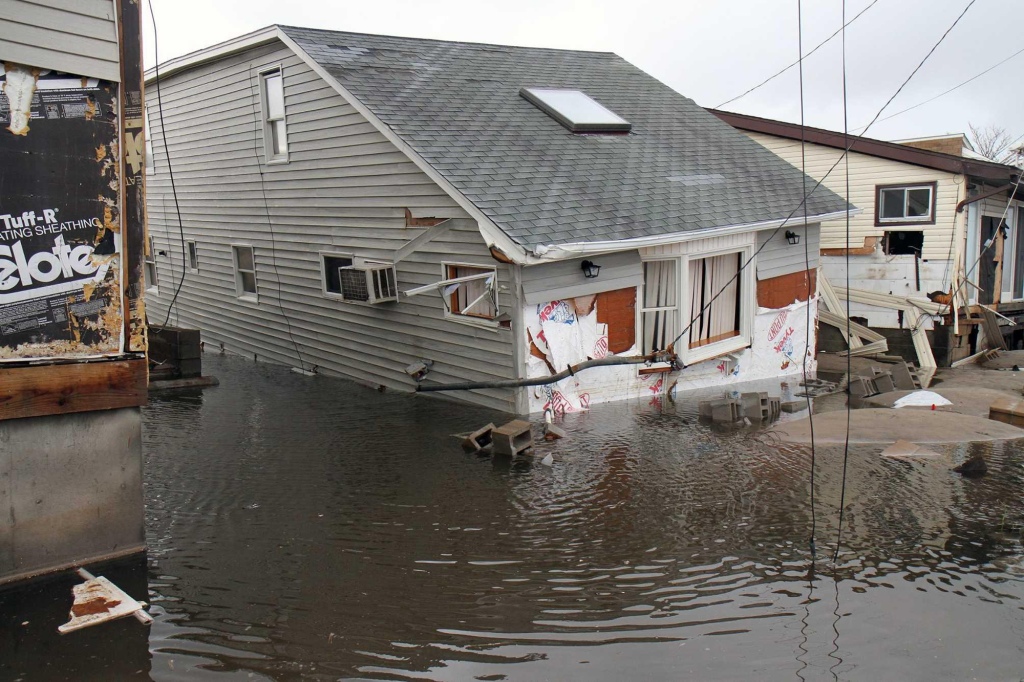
[144,41,517,412]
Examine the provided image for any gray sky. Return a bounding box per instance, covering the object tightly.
[143,0,1023,145]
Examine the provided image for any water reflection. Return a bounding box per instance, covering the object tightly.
[3,354,1023,680]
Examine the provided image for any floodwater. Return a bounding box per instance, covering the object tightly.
[3,354,1024,681]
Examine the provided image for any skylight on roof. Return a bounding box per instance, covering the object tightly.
[520,87,631,133]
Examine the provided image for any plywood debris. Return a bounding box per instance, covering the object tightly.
[59,574,151,634]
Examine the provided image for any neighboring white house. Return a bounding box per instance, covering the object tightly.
[713,110,1021,354]
[144,26,850,414]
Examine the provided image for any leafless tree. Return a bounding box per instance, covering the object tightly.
[968,123,1021,164]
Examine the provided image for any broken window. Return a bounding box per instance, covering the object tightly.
[882,230,924,256]
[187,240,199,271]
[689,253,742,349]
[261,69,287,162]
[320,252,355,297]
[640,260,678,354]
[445,264,497,320]
[232,245,257,300]
[877,184,935,224]
[144,236,158,290]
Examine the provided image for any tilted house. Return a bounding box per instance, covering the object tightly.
[144,26,849,413]
[712,110,1022,357]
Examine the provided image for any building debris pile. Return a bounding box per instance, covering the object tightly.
[459,419,535,456]
[698,392,782,424]
[848,362,925,408]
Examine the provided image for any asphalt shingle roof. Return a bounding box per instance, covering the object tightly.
[281,26,851,250]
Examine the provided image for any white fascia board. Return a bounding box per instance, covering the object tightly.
[144,26,282,84]
[528,208,857,262]
[278,31,530,265]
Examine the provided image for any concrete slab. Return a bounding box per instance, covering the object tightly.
[769,408,1024,444]
[980,350,1024,370]
[862,388,1011,418]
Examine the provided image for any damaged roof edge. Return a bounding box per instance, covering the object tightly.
[527,208,858,263]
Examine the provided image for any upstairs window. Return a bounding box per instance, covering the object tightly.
[261,68,288,162]
[187,240,199,271]
[520,87,630,133]
[144,236,158,290]
[876,183,935,224]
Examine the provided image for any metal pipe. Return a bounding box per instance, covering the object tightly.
[416,353,673,392]
[956,182,1015,213]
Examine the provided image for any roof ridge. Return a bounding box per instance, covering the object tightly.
[277,24,617,57]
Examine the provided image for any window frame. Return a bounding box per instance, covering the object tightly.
[231,244,258,302]
[144,109,155,175]
[639,246,754,366]
[441,261,499,326]
[319,250,356,300]
[144,235,158,292]
[259,66,288,164]
[186,240,199,271]
[874,182,937,226]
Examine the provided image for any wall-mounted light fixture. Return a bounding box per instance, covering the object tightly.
[581,260,601,278]
[785,230,800,246]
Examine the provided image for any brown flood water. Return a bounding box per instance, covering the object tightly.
[2,353,1024,681]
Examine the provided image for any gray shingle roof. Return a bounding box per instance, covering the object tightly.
[281,26,851,250]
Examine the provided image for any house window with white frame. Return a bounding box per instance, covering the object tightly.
[232,245,258,299]
[641,251,750,360]
[261,69,288,162]
[320,252,355,297]
[444,264,497,320]
[876,183,935,224]
[187,240,198,271]
[144,236,158,290]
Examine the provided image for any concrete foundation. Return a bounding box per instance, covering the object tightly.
[0,408,144,585]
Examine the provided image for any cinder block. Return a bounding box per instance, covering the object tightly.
[890,363,917,391]
[461,423,495,453]
[871,369,895,394]
[492,420,534,456]
[740,392,770,420]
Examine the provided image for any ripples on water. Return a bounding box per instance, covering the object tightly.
[3,354,1023,681]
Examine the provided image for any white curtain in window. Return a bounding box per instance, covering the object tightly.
[641,260,677,353]
[690,253,740,348]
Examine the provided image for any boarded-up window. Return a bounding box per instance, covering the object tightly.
[445,264,496,319]
[595,288,636,354]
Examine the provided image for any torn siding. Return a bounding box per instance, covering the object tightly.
[0,0,120,83]
[144,42,517,411]
[0,64,125,361]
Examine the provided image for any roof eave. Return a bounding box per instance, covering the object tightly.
[526,208,858,263]
[144,26,283,84]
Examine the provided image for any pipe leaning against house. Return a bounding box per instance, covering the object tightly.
[416,352,675,392]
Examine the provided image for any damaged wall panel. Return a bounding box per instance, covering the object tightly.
[0,63,125,361]
[522,251,644,305]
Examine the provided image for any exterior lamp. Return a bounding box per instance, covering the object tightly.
[785,230,800,245]
[581,260,601,278]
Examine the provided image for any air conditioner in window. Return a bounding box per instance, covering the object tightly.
[338,263,398,304]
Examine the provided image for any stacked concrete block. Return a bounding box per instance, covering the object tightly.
[492,420,535,456]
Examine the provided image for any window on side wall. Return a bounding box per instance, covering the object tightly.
[187,240,199,271]
[144,236,158,290]
[261,68,287,163]
[232,245,258,300]
[320,252,355,297]
[876,183,935,224]
[444,264,497,320]
[882,230,924,256]
[640,259,678,354]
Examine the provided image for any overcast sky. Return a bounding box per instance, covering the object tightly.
[143,0,1023,145]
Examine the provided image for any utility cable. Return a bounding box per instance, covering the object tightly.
[833,0,853,565]
[147,0,188,328]
[716,0,881,109]
[853,44,1024,131]
[247,65,307,372]
[797,0,818,559]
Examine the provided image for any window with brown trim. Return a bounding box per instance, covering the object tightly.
[875,182,936,225]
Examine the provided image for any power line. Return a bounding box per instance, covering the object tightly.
[716,0,881,109]
[147,0,189,328]
[854,44,1024,131]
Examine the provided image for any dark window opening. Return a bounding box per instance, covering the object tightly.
[322,254,354,295]
[883,230,924,256]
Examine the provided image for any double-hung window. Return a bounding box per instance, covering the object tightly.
[876,183,935,224]
[232,245,257,300]
[261,68,287,162]
[641,251,750,362]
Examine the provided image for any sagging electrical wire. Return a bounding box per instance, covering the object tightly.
[147,0,188,328]
[716,0,882,109]
[247,65,308,373]
[796,0,818,559]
